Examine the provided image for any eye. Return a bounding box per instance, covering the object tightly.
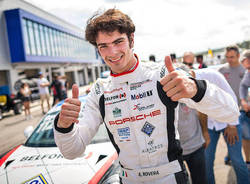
[99,45,107,49]
[114,40,123,45]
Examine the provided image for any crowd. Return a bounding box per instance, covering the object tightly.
[53,8,250,184]
[19,72,68,120]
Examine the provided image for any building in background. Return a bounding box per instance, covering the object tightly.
[0,0,108,95]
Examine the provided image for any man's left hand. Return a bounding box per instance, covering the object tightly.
[160,56,198,101]
[224,125,239,145]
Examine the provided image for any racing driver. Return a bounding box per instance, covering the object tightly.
[53,9,240,184]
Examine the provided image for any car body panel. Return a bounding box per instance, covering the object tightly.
[0,95,118,184]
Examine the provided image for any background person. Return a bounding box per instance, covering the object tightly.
[183,52,195,69]
[196,54,207,69]
[219,45,246,165]
[59,75,69,100]
[37,72,51,114]
[51,74,63,106]
[20,83,31,120]
[176,63,210,184]
[194,68,249,184]
[239,50,250,175]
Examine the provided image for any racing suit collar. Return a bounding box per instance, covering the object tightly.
[110,54,140,84]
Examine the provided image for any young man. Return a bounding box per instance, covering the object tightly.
[239,50,250,174]
[53,9,239,184]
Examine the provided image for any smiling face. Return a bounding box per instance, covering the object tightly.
[96,30,136,74]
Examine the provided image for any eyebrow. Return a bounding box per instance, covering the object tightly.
[97,37,125,47]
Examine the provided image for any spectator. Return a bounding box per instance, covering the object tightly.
[20,83,32,120]
[196,55,207,69]
[59,75,69,100]
[219,45,246,165]
[170,53,177,63]
[176,64,209,184]
[51,74,63,106]
[37,72,51,114]
[149,54,156,62]
[183,52,195,69]
[239,50,250,174]
[197,68,249,184]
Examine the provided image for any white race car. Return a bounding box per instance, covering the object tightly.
[0,95,119,184]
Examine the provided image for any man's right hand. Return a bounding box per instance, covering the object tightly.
[57,84,81,128]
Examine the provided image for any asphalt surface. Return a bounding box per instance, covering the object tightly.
[0,85,239,184]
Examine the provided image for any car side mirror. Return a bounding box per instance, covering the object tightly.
[24,126,34,138]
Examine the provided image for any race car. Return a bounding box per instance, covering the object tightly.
[0,95,119,184]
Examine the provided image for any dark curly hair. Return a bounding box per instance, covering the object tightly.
[85,8,135,47]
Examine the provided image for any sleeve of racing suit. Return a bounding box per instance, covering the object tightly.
[180,79,239,124]
[53,84,103,160]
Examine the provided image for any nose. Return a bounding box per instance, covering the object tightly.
[107,44,118,56]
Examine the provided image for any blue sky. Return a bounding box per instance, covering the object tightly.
[26,0,250,61]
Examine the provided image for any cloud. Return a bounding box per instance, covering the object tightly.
[24,0,250,60]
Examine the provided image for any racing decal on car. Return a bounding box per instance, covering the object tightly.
[142,140,163,154]
[113,107,122,118]
[22,173,48,184]
[117,127,131,142]
[20,153,64,161]
[133,103,155,111]
[109,109,161,125]
[141,121,155,137]
[131,90,153,100]
[130,79,152,90]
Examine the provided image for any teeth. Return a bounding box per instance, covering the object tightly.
[109,56,122,62]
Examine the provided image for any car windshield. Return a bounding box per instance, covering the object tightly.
[25,98,110,147]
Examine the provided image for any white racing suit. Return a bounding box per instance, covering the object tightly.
[54,57,239,184]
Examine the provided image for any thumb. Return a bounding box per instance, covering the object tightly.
[165,56,175,73]
[72,84,79,99]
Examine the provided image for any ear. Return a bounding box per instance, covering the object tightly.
[129,33,134,48]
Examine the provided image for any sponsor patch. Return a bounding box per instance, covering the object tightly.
[104,87,123,94]
[142,140,163,153]
[105,93,126,101]
[95,83,101,95]
[105,98,127,106]
[141,121,155,137]
[113,107,122,118]
[133,103,154,111]
[22,174,48,184]
[118,127,131,142]
[109,109,161,125]
[130,79,152,90]
[160,66,166,78]
[131,90,153,100]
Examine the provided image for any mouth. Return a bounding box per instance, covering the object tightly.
[108,55,123,63]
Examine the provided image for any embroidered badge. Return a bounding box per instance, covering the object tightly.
[113,107,122,118]
[141,121,155,137]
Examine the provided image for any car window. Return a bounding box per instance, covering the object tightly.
[25,96,110,147]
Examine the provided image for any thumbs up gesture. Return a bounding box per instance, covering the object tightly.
[160,56,197,101]
[57,84,81,128]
